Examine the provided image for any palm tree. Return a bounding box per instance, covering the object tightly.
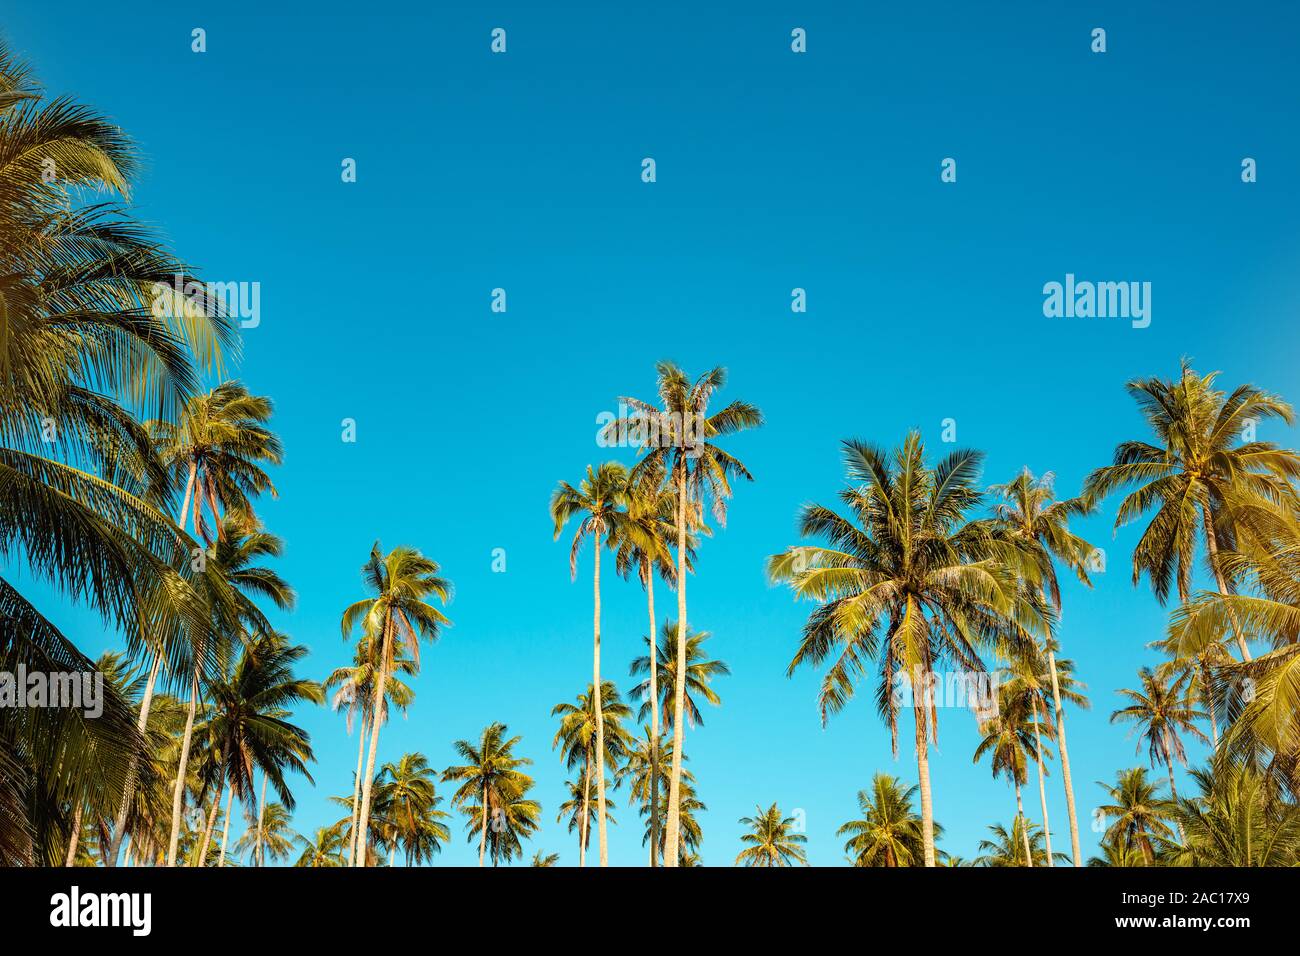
[770,433,1044,866]
[975,818,1063,867]
[629,619,728,731]
[643,771,705,866]
[550,461,632,867]
[1084,361,1300,662]
[458,775,541,867]
[557,775,617,863]
[443,722,534,867]
[550,681,633,866]
[1162,762,1300,866]
[530,850,560,867]
[735,803,808,867]
[374,753,450,866]
[973,688,1046,867]
[341,543,451,866]
[325,628,417,865]
[838,773,934,867]
[984,468,1095,866]
[1112,666,1208,841]
[605,361,762,864]
[294,824,346,867]
[1094,768,1176,865]
[234,801,295,866]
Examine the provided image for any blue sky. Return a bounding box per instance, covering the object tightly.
[8,1,1300,864]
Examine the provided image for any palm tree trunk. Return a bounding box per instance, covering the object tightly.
[195,779,223,867]
[1015,782,1033,867]
[913,694,936,867]
[592,530,609,867]
[104,653,164,867]
[478,781,489,866]
[645,564,660,868]
[579,758,591,868]
[354,616,393,866]
[1201,658,1219,746]
[1203,509,1251,661]
[1030,697,1053,866]
[1047,649,1082,866]
[664,468,689,866]
[1163,730,1185,843]
[217,787,235,867]
[64,802,82,866]
[165,666,200,866]
[255,775,268,866]
[178,461,197,529]
[346,711,368,865]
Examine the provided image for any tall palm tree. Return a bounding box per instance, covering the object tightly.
[374,753,450,866]
[550,681,633,867]
[456,772,540,867]
[734,803,808,867]
[1084,361,1300,662]
[1161,762,1300,866]
[1112,666,1208,841]
[442,722,534,867]
[294,824,346,867]
[550,461,631,867]
[770,433,1044,866]
[984,468,1095,866]
[837,773,935,867]
[556,775,617,863]
[629,619,728,731]
[975,818,1063,867]
[234,801,295,866]
[1094,768,1176,865]
[341,543,451,866]
[973,689,1046,867]
[325,624,416,865]
[605,361,762,864]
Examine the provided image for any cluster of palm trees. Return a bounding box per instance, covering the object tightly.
[6,39,1300,868]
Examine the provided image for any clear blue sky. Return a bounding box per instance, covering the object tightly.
[8,1,1300,865]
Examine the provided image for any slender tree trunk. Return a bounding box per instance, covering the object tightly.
[1030,697,1053,866]
[354,616,393,866]
[1015,782,1033,867]
[646,565,661,868]
[478,781,489,867]
[346,711,368,865]
[255,775,268,866]
[195,779,223,867]
[165,667,200,866]
[579,758,591,868]
[1047,649,1082,867]
[1201,657,1219,746]
[1203,509,1251,661]
[1164,731,1185,843]
[913,684,936,867]
[64,802,82,866]
[104,654,164,867]
[592,530,609,867]
[217,787,234,867]
[178,461,197,530]
[664,469,689,866]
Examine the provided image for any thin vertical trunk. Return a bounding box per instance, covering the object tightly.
[255,775,268,866]
[346,710,369,865]
[478,781,489,866]
[646,565,660,868]
[104,653,164,867]
[165,667,200,866]
[592,530,609,867]
[354,615,393,866]
[217,787,235,867]
[1201,658,1219,746]
[64,803,82,866]
[664,468,689,866]
[1030,696,1053,866]
[1047,649,1083,867]
[1164,731,1185,843]
[913,700,936,867]
[1015,782,1033,867]
[195,779,223,867]
[178,461,197,530]
[1203,509,1251,661]
[579,759,591,867]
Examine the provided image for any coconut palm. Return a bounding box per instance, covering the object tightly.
[1083,361,1300,662]
[374,753,450,866]
[530,850,560,867]
[770,433,1044,866]
[556,775,617,863]
[1112,666,1208,840]
[838,773,934,867]
[550,681,634,866]
[550,462,632,867]
[294,824,346,867]
[1094,768,1176,865]
[642,771,705,866]
[984,468,1095,866]
[1161,762,1300,866]
[234,801,295,866]
[458,774,541,867]
[973,688,1046,867]
[975,818,1063,867]
[443,722,534,867]
[605,361,762,864]
[629,619,728,731]
[735,803,807,867]
[341,543,451,866]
